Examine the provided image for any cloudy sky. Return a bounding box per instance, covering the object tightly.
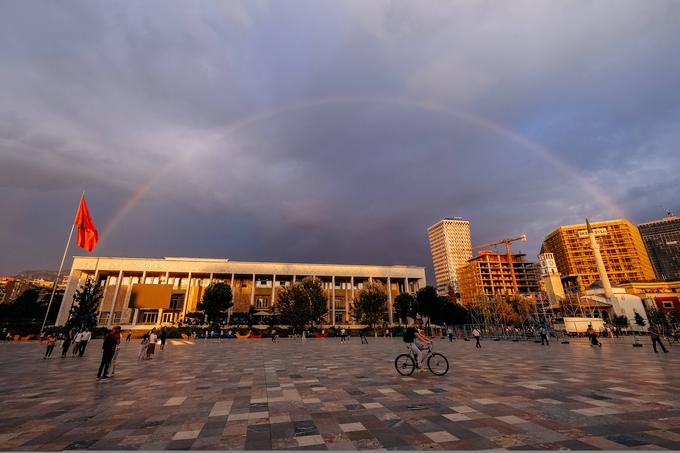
[1,0,679,280]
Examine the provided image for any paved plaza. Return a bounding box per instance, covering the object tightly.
[1,336,680,450]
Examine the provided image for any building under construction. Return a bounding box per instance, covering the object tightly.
[458,251,541,305]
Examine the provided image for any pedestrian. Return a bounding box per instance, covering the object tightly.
[78,328,91,357]
[301,330,306,343]
[160,328,167,351]
[97,326,121,380]
[540,326,549,346]
[125,330,132,342]
[447,327,453,342]
[586,324,601,347]
[360,329,369,344]
[340,327,346,343]
[60,330,71,358]
[72,330,82,356]
[138,333,149,360]
[614,326,620,338]
[110,338,122,375]
[43,334,56,359]
[472,327,481,348]
[146,329,157,359]
[271,328,277,343]
[649,324,669,353]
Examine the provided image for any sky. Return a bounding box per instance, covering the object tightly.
[1,0,679,281]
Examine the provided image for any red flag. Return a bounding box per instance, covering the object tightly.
[74,195,98,251]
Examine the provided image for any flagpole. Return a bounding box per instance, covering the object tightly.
[41,192,83,331]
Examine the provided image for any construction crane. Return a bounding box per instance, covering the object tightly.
[474,234,527,293]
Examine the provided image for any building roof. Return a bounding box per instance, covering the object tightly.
[587,280,620,290]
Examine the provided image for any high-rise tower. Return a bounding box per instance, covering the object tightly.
[427,217,473,295]
[638,213,680,280]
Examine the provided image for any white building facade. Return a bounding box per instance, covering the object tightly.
[55,256,426,329]
[427,217,473,295]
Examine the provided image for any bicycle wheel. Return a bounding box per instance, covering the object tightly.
[395,354,416,376]
[427,353,449,376]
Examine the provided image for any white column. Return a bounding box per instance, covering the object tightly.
[182,272,192,318]
[228,273,235,324]
[107,270,124,327]
[331,276,336,326]
[387,276,393,326]
[56,268,79,325]
[121,275,134,325]
[209,273,213,285]
[132,308,139,326]
[251,274,256,306]
[404,277,409,294]
[293,275,297,284]
[157,308,163,326]
[350,276,355,324]
[271,274,276,309]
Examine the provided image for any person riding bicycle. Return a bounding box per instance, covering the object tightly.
[404,321,432,371]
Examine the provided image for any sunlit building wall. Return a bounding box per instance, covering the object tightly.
[427,217,473,295]
[541,219,655,288]
[55,256,426,328]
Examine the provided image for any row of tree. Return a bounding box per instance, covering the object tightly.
[196,277,469,333]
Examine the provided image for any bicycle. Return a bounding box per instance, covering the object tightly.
[395,344,449,376]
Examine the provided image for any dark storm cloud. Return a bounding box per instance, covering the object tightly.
[1,0,679,279]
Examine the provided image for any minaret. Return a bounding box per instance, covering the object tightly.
[586,219,613,300]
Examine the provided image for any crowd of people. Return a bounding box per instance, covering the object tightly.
[36,326,168,379]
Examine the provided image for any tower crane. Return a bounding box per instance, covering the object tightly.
[474,234,527,293]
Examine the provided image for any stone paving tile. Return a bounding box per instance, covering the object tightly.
[1,338,680,450]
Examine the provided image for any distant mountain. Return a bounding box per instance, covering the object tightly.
[14,270,58,280]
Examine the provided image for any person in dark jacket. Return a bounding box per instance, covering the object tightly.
[97,326,121,380]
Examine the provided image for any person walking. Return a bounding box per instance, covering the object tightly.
[472,327,482,348]
[586,324,601,347]
[110,339,122,375]
[301,330,306,343]
[360,329,369,344]
[614,326,620,339]
[271,328,277,343]
[125,330,132,342]
[146,329,157,359]
[72,329,82,356]
[97,326,121,380]
[61,330,72,358]
[649,324,669,353]
[540,326,549,346]
[78,328,91,357]
[138,333,149,360]
[43,334,56,359]
[447,327,453,342]
[340,327,346,343]
[160,328,167,351]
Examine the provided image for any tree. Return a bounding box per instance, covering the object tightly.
[67,278,101,330]
[440,299,469,325]
[612,314,629,329]
[633,311,646,329]
[353,281,387,335]
[393,292,416,325]
[275,277,327,330]
[9,288,42,321]
[646,307,667,326]
[415,286,438,324]
[197,282,233,327]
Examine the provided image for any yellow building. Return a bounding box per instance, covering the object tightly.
[541,219,655,288]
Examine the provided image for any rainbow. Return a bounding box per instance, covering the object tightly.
[101,96,626,245]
